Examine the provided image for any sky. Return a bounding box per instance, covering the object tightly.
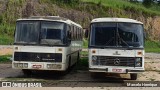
[137,0,143,2]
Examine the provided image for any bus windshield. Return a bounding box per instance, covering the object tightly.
[90,22,144,48]
[15,21,66,46]
[40,21,65,45]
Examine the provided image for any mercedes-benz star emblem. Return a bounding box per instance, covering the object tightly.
[36,55,40,59]
[114,58,120,65]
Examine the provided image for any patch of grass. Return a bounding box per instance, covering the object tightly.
[0,55,11,63]
[0,0,160,47]
[81,51,88,57]
[81,0,160,16]
[80,57,88,66]
[145,40,160,53]
[149,78,155,81]
[83,39,88,48]
[77,57,88,70]
[0,35,14,45]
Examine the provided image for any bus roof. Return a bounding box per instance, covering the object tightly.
[17,16,82,28]
[91,18,143,24]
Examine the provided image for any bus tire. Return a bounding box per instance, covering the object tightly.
[90,72,97,78]
[77,52,80,63]
[22,69,32,76]
[130,74,137,80]
[68,56,71,70]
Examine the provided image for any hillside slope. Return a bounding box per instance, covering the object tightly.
[0,0,160,45]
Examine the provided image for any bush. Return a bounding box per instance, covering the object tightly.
[143,0,153,7]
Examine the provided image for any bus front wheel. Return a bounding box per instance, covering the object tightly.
[67,56,71,70]
[130,74,137,80]
[22,69,32,76]
[90,72,103,78]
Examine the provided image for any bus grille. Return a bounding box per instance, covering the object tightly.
[93,56,136,67]
[14,52,62,62]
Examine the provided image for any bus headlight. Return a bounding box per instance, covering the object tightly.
[56,64,62,69]
[136,58,141,62]
[92,56,98,65]
[92,56,97,61]
[135,58,142,67]
[18,63,23,68]
[23,63,28,68]
[14,63,28,68]
[14,63,18,68]
[47,64,62,69]
[135,62,141,67]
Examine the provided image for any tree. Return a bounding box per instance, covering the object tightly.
[63,0,79,3]
[143,0,153,7]
[129,0,138,2]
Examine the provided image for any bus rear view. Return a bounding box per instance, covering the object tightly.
[88,18,145,80]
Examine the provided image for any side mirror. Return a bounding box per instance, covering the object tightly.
[67,31,71,42]
[14,29,16,37]
[14,27,17,36]
[10,42,13,45]
[84,28,89,38]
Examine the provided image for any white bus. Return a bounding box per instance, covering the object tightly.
[88,18,145,80]
[12,16,83,75]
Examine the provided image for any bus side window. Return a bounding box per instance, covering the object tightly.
[78,28,79,40]
[78,28,80,40]
[74,27,76,40]
[75,27,77,40]
[77,27,79,40]
[82,29,83,40]
[68,25,71,40]
[80,29,82,40]
[72,26,74,40]
[71,26,74,40]
[77,28,79,40]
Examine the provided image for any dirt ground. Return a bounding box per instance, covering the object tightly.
[0,46,13,55]
[0,46,160,88]
[1,87,160,90]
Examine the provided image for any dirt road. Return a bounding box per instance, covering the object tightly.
[0,46,160,87]
[0,45,13,55]
[0,53,160,87]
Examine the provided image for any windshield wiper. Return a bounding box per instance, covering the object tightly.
[117,36,133,50]
[14,42,37,45]
[40,40,53,46]
[104,37,115,46]
[116,29,132,50]
[40,39,61,46]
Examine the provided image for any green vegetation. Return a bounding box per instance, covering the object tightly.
[145,40,160,53]
[82,0,160,16]
[143,0,153,7]
[83,39,88,48]
[0,35,13,45]
[0,55,11,63]
[0,0,160,53]
[80,57,88,66]
[80,51,88,57]
[77,56,88,70]
[82,40,160,53]
[78,51,88,70]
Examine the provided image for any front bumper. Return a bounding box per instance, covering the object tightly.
[89,68,144,74]
[12,61,66,71]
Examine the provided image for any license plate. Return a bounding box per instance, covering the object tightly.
[112,68,122,73]
[32,65,42,69]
